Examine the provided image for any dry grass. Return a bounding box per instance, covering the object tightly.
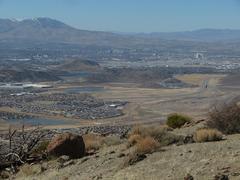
[83,134,104,152]
[122,151,147,167]
[123,136,159,167]
[18,164,40,177]
[135,136,159,154]
[83,134,123,153]
[130,125,171,137]
[129,125,180,146]
[128,134,143,147]
[124,124,183,167]
[193,128,223,143]
[124,124,181,167]
[102,135,123,146]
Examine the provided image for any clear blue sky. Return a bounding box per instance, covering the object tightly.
[0,0,239,32]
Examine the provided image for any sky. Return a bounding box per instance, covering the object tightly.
[0,0,239,32]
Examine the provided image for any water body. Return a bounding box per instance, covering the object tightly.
[64,86,105,94]
[7,117,72,126]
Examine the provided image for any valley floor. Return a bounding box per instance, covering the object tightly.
[1,73,238,130]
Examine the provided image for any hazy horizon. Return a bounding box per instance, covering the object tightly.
[0,0,240,33]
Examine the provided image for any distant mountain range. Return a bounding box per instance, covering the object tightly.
[0,17,122,46]
[0,17,240,47]
[145,29,240,42]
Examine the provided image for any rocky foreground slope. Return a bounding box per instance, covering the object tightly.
[4,120,240,180]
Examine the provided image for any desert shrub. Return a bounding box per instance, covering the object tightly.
[83,134,123,152]
[32,140,50,154]
[83,133,104,152]
[129,125,181,146]
[166,113,191,129]
[102,135,123,146]
[130,126,146,136]
[193,128,223,143]
[135,136,159,154]
[146,126,180,146]
[124,125,182,167]
[123,136,159,167]
[208,101,240,134]
[130,125,172,136]
[127,134,143,147]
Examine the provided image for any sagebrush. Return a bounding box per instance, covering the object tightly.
[208,100,240,134]
[129,125,180,147]
[166,113,191,129]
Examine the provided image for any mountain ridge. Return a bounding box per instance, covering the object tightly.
[0,17,240,46]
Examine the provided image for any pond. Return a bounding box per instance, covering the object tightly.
[64,86,105,94]
[7,117,73,126]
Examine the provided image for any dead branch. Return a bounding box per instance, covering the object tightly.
[0,125,49,171]
[5,153,24,164]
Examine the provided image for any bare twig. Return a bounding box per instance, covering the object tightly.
[1,125,48,170]
[8,126,17,151]
[5,153,24,164]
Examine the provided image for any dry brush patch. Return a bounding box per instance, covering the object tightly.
[123,136,159,167]
[208,100,240,134]
[102,135,123,147]
[83,134,104,152]
[135,136,159,154]
[127,134,143,148]
[193,128,223,143]
[128,125,180,147]
[123,125,182,167]
[83,133,123,153]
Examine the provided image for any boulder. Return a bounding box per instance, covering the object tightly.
[214,174,229,180]
[47,133,85,159]
[184,174,194,180]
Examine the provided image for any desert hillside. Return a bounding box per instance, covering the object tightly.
[1,102,240,180]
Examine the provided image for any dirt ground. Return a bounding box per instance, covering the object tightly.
[13,123,240,180]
